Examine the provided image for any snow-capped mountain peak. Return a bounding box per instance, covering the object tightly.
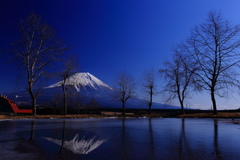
[46,72,112,91]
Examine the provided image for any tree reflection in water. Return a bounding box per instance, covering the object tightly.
[29,120,35,142]
[214,119,221,159]
[1,118,239,159]
[177,118,222,159]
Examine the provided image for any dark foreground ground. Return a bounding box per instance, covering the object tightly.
[1,109,240,119]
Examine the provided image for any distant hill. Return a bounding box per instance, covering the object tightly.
[5,72,180,109]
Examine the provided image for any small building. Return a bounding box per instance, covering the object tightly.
[0,95,32,114]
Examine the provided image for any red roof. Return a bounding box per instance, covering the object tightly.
[0,96,32,114]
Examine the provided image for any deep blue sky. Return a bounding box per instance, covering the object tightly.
[1,0,240,109]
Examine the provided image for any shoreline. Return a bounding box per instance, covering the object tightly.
[1,112,240,120]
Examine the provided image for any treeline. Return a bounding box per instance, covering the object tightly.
[9,11,240,116]
[159,11,240,114]
[113,11,240,115]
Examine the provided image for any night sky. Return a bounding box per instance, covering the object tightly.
[1,0,240,109]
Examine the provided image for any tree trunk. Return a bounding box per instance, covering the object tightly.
[148,102,152,115]
[180,100,185,115]
[62,84,67,115]
[211,89,217,114]
[29,85,37,115]
[121,92,126,116]
[32,97,37,116]
[63,91,67,115]
[177,91,185,115]
[149,88,153,115]
[122,101,125,116]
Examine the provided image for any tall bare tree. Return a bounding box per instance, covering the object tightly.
[113,72,136,115]
[57,54,78,115]
[159,48,196,114]
[142,69,157,114]
[12,13,69,115]
[185,11,240,114]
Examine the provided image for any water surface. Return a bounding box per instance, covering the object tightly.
[0,118,239,160]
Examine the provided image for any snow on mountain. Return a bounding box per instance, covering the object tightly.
[46,72,112,92]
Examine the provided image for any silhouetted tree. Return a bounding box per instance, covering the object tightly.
[56,54,78,115]
[159,48,196,114]
[12,13,69,115]
[67,90,85,113]
[89,97,99,108]
[113,72,136,115]
[185,11,240,114]
[52,93,62,114]
[142,69,158,114]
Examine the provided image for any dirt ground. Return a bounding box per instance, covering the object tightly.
[1,111,240,120]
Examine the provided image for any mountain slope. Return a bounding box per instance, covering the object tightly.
[5,72,180,109]
[46,72,112,92]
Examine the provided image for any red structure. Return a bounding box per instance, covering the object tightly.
[0,95,32,114]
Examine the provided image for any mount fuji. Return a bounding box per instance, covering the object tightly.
[5,72,180,109]
[37,72,116,107]
[46,72,113,92]
[6,72,116,108]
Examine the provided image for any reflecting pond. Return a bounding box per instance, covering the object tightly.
[0,118,240,160]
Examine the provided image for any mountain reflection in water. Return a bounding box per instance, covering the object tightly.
[1,118,240,160]
[43,134,106,154]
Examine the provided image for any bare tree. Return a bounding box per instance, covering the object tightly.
[57,54,78,115]
[142,69,157,114]
[89,97,99,108]
[52,93,61,112]
[12,13,69,115]
[185,11,240,114]
[113,72,136,115]
[67,89,86,113]
[159,48,196,114]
